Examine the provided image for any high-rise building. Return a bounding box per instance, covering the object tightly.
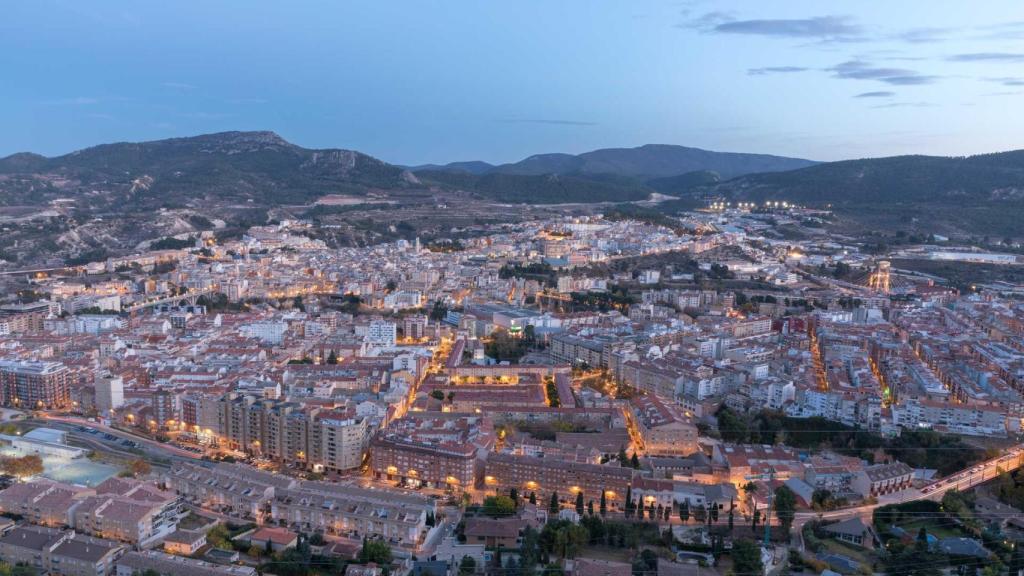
[217,392,369,472]
[94,373,124,416]
[151,389,178,429]
[0,360,71,409]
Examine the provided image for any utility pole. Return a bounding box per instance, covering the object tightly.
[762,469,774,548]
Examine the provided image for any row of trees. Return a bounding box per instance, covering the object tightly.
[716,406,987,475]
[0,455,43,478]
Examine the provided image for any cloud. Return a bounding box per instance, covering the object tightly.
[828,60,938,85]
[747,66,808,75]
[883,75,938,85]
[495,118,597,126]
[976,21,1024,40]
[712,15,863,40]
[947,52,1024,62]
[676,11,733,31]
[855,91,895,98]
[984,77,1024,86]
[162,82,197,90]
[983,90,1023,97]
[892,27,951,43]
[870,101,935,109]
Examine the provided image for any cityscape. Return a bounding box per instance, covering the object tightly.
[2,3,1024,576]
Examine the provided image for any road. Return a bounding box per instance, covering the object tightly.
[792,444,1024,551]
[36,414,204,460]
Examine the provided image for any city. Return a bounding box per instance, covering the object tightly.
[3,2,1024,576]
[0,202,1021,576]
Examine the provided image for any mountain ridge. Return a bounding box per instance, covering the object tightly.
[411,143,818,180]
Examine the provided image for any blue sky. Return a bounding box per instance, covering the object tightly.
[2,1,1023,164]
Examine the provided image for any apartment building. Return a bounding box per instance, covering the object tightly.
[218,393,370,472]
[0,359,72,409]
[485,452,636,509]
[629,394,699,456]
[370,412,493,490]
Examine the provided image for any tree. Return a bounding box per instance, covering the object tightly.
[483,495,517,518]
[359,539,393,565]
[510,487,519,504]
[624,486,633,517]
[247,545,263,559]
[458,555,477,576]
[529,492,537,505]
[326,350,338,364]
[587,500,594,516]
[126,459,151,477]
[774,485,797,538]
[1008,545,1024,576]
[429,389,445,401]
[549,492,560,514]
[429,300,448,321]
[731,539,764,576]
[618,446,629,467]
[575,492,585,516]
[679,500,690,523]
[915,526,930,551]
[0,455,43,478]
[599,491,607,516]
[630,452,640,469]
[752,508,761,530]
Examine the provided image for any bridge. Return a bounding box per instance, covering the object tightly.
[124,286,219,313]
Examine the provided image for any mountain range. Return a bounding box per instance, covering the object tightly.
[409,143,817,179]
[4,131,1024,209]
[2,130,1023,265]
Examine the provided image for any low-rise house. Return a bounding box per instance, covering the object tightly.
[49,535,125,576]
[167,462,296,523]
[0,480,88,526]
[115,550,257,576]
[163,529,207,556]
[0,526,125,576]
[270,480,431,546]
[822,517,870,547]
[851,462,913,497]
[0,525,68,572]
[247,527,298,552]
[462,517,523,549]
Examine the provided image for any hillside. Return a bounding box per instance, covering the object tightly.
[0,131,416,210]
[441,144,818,179]
[710,151,1024,204]
[415,170,653,204]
